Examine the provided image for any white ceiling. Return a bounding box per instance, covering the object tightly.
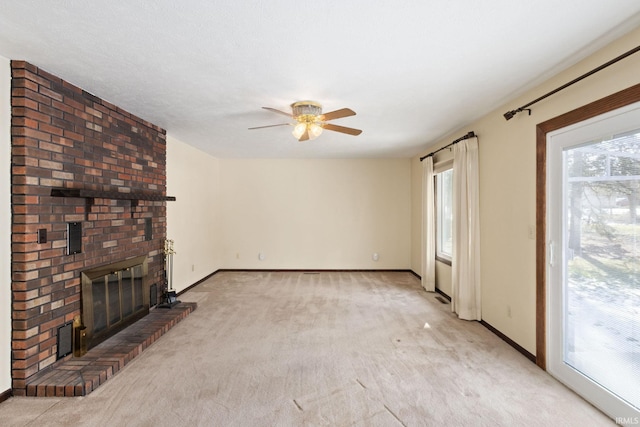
[1,1,639,158]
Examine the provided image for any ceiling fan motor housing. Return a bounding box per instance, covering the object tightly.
[291,101,322,122]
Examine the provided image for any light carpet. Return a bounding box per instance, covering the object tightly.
[0,271,612,426]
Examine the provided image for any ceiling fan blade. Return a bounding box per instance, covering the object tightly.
[320,108,356,121]
[262,107,293,118]
[322,123,362,136]
[248,123,291,130]
[298,128,310,142]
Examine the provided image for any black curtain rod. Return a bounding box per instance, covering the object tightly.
[419,131,476,162]
[504,44,640,120]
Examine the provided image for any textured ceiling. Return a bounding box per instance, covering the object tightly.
[1,1,639,158]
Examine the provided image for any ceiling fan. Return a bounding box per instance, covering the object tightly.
[249,101,363,141]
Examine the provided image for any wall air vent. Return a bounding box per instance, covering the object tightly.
[67,222,82,255]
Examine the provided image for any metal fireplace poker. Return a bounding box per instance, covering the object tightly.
[159,238,180,308]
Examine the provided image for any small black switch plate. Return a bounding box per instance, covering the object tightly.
[37,228,47,244]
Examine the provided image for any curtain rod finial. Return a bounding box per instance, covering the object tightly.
[504,108,532,120]
[504,110,516,120]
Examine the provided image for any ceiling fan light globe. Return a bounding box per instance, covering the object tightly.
[308,123,323,140]
[292,123,307,139]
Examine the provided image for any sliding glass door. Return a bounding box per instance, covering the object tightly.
[547,102,640,421]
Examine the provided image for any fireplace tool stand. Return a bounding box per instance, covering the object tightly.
[159,238,180,308]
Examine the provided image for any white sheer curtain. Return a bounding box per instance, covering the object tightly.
[451,137,481,320]
[421,156,436,292]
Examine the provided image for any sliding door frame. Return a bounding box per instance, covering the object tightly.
[535,82,640,370]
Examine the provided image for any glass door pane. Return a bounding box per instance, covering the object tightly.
[133,265,144,311]
[121,268,134,317]
[563,133,640,411]
[108,272,121,325]
[92,277,107,333]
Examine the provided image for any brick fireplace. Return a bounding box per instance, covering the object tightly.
[10,61,171,395]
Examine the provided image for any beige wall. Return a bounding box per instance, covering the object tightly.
[218,158,412,269]
[1,56,11,393]
[411,26,640,354]
[166,135,222,292]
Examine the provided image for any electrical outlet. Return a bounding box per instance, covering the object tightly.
[191,264,195,272]
[528,225,535,240]
[258,253,265,261]
[507,305,512,318]
[236,253,240,259]
[372,253,379,261]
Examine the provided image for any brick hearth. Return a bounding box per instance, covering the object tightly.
[25,303,196,397]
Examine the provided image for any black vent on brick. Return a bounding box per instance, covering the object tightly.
[67,222,82,255]
[57,321,73,359]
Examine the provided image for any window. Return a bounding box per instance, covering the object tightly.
[436,167,453,262]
